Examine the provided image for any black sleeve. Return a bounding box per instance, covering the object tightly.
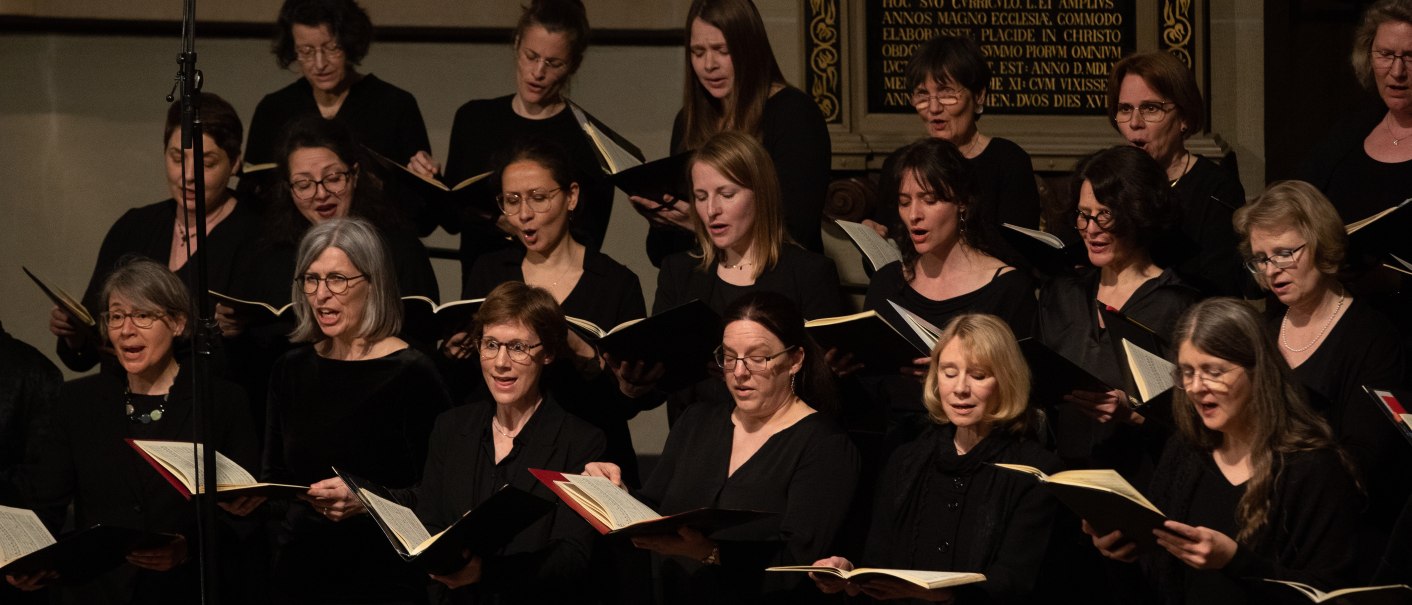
[762,90,831,254]
[260,355,293,484]
[794,253,845,320]
[992,143,1042,230]
[243,94,283,167]
[392,92,432,165]
[0,345,61,510]
[1188,171,1249,298]
[477,428,607,592]
[59,209,146,371]
[652,254,691,316]
[966,457,1061,602]
[11,384,82,530]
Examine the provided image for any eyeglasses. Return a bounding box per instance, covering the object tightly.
[104,310,166,329]
[478,339,544,363]
[520,48,568,73]
[1244,243,1307,274]
[910,89,963,110]
[296,43,344,63]
[714,345,797,373]
[1372,49,1412,70]
[496,188,561,215]
[1173,364,1242,393]
[290,170,355,201]
[1114,102,1176,124]
[298,273,366,295]
[1073,209,1116,230]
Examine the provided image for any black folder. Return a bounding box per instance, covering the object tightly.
[0,525,174,583]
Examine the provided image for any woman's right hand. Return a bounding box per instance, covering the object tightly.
[860,219,889,239]
[900,355,930,383]
[1082,520,1137,563]
[808,556,860,596]
[407,151,441,179]
[6,570,58,591]
[48,306,87,350]
[1064,389,1141,425]
[214,303,244,338]
[628,195,694,231]
[301,477,366,521]
[442,331,474,360]
[824,347,864,377]
[583,462,625,490]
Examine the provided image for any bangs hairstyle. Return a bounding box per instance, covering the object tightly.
[515,0,591,74]
[99,257,191,344]
[289,217,402,343]
[1233,180,1347,289]
[470,281,569,365]
[1106,51,1205,137]
[1070,146,1175,251]
[904,35,991,107]
[1352,0,1412,92]
[267,115,403,245]
[164,93,244,162]
[689,131,787,279]
[721,291,838,415]
[922,314,1031,434]
[1169,298,1343,543]
[274,0,373,68]
[678,0,787,151]
[883,138,1006,275]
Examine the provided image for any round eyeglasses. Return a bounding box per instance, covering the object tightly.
[290,170,354,201]
[297,273,366,295]
[496,188,561,215]
[1073,209,1115,230]
[478,339,544,363]
[104,310,166,329]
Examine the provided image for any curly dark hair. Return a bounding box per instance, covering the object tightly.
[1068,145,1175,252]
[265,115,405,245]
[273,0,374,69]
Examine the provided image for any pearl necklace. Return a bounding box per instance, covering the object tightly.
[1280,291,1345,353]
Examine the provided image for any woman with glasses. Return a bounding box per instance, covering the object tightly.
[865,36,1040,239]
[1233,180,1408,579]
[1107,51,1247,298]
[9,259,261,603]
[637,131,842,424]
[631,0,831,267]
[244,0,431,225]
[1301,0,1412,225]
[1037,146,1200,480]
[413,0,614,283]
[1084,298,1361,604]
[49,94,260,373]
[808,314,1062,604]
[262,217,451,604]
[458,138,649,485]
[585,291,859,604]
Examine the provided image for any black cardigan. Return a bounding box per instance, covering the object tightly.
[864,423,1061,604]
[410,395,605,605]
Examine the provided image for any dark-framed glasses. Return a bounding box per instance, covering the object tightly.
[1073,209,1115,230]
[910,89,963,109]
[290,170,355,201]
[1114,101,1176,123]
[1243,243,1306,274]
[103,310,166,329]
[714,345,797,373]
[496,188,561,215]
[298,273,366,294]
[1372,49,1412,70]
[478,339,543,363]
[295,43,344,63]
[1172,364,1242,393]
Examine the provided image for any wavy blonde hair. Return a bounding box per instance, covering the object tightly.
[923,314,1032,435]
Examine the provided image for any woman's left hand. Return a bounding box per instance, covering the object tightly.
[1154,520,1237,570]
[126,534,187,572]
[1064,389,1143,425]
[301,477,365,521]
[900,356,930,383]
[857,577,955,602]
[429,551,482,589]
[630,526,715,561]
[217,495,267,517]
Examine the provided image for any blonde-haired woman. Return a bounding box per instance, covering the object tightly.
[1085,298,1360,604]
[810,314,1061,603]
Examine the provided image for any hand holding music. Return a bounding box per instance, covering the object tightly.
[217,495,267,517]
[630,525,715,561]
[214,302,243,338]
[901,355,930,383]
[302,477,365,521]
[582,462,625,490]
[429,551,483,589]
[48,306,88,349]
[1083,519,1137,563]
[824,347,864,377]
[1154,520,1237,570]
[126,534,187,572]
[808,556,860,596]
[1064,389,1142,425]
[604,353,664,399]
[857,576,955,602]
[5,570,58,591]
[629,194,693,230]
[407,151,442,179]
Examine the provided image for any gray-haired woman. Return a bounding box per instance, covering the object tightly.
[261,217,452,604]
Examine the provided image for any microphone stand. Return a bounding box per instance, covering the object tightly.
[173,0,221,601]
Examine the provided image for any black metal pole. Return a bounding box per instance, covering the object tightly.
[175,0,222,601]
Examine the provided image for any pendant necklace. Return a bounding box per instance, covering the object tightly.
[125,388,169,424]
[1387,114,1412,146]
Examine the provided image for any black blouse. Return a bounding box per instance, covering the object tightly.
[648,87,831,266]
[653,246,844,319]
[865,261,1037,341]
[262,345,452,604]
[1036,268,1200,479]
[873,136,1042,234]
[461,246,645,329]
[865,424,1061,604]
[1161,156,1249,298]
[245,75,430,169]
[59,197,260,372]
[639,403,860,604]
[412,396,605,605]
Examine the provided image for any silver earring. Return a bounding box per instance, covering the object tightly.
[790,373,797,394]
